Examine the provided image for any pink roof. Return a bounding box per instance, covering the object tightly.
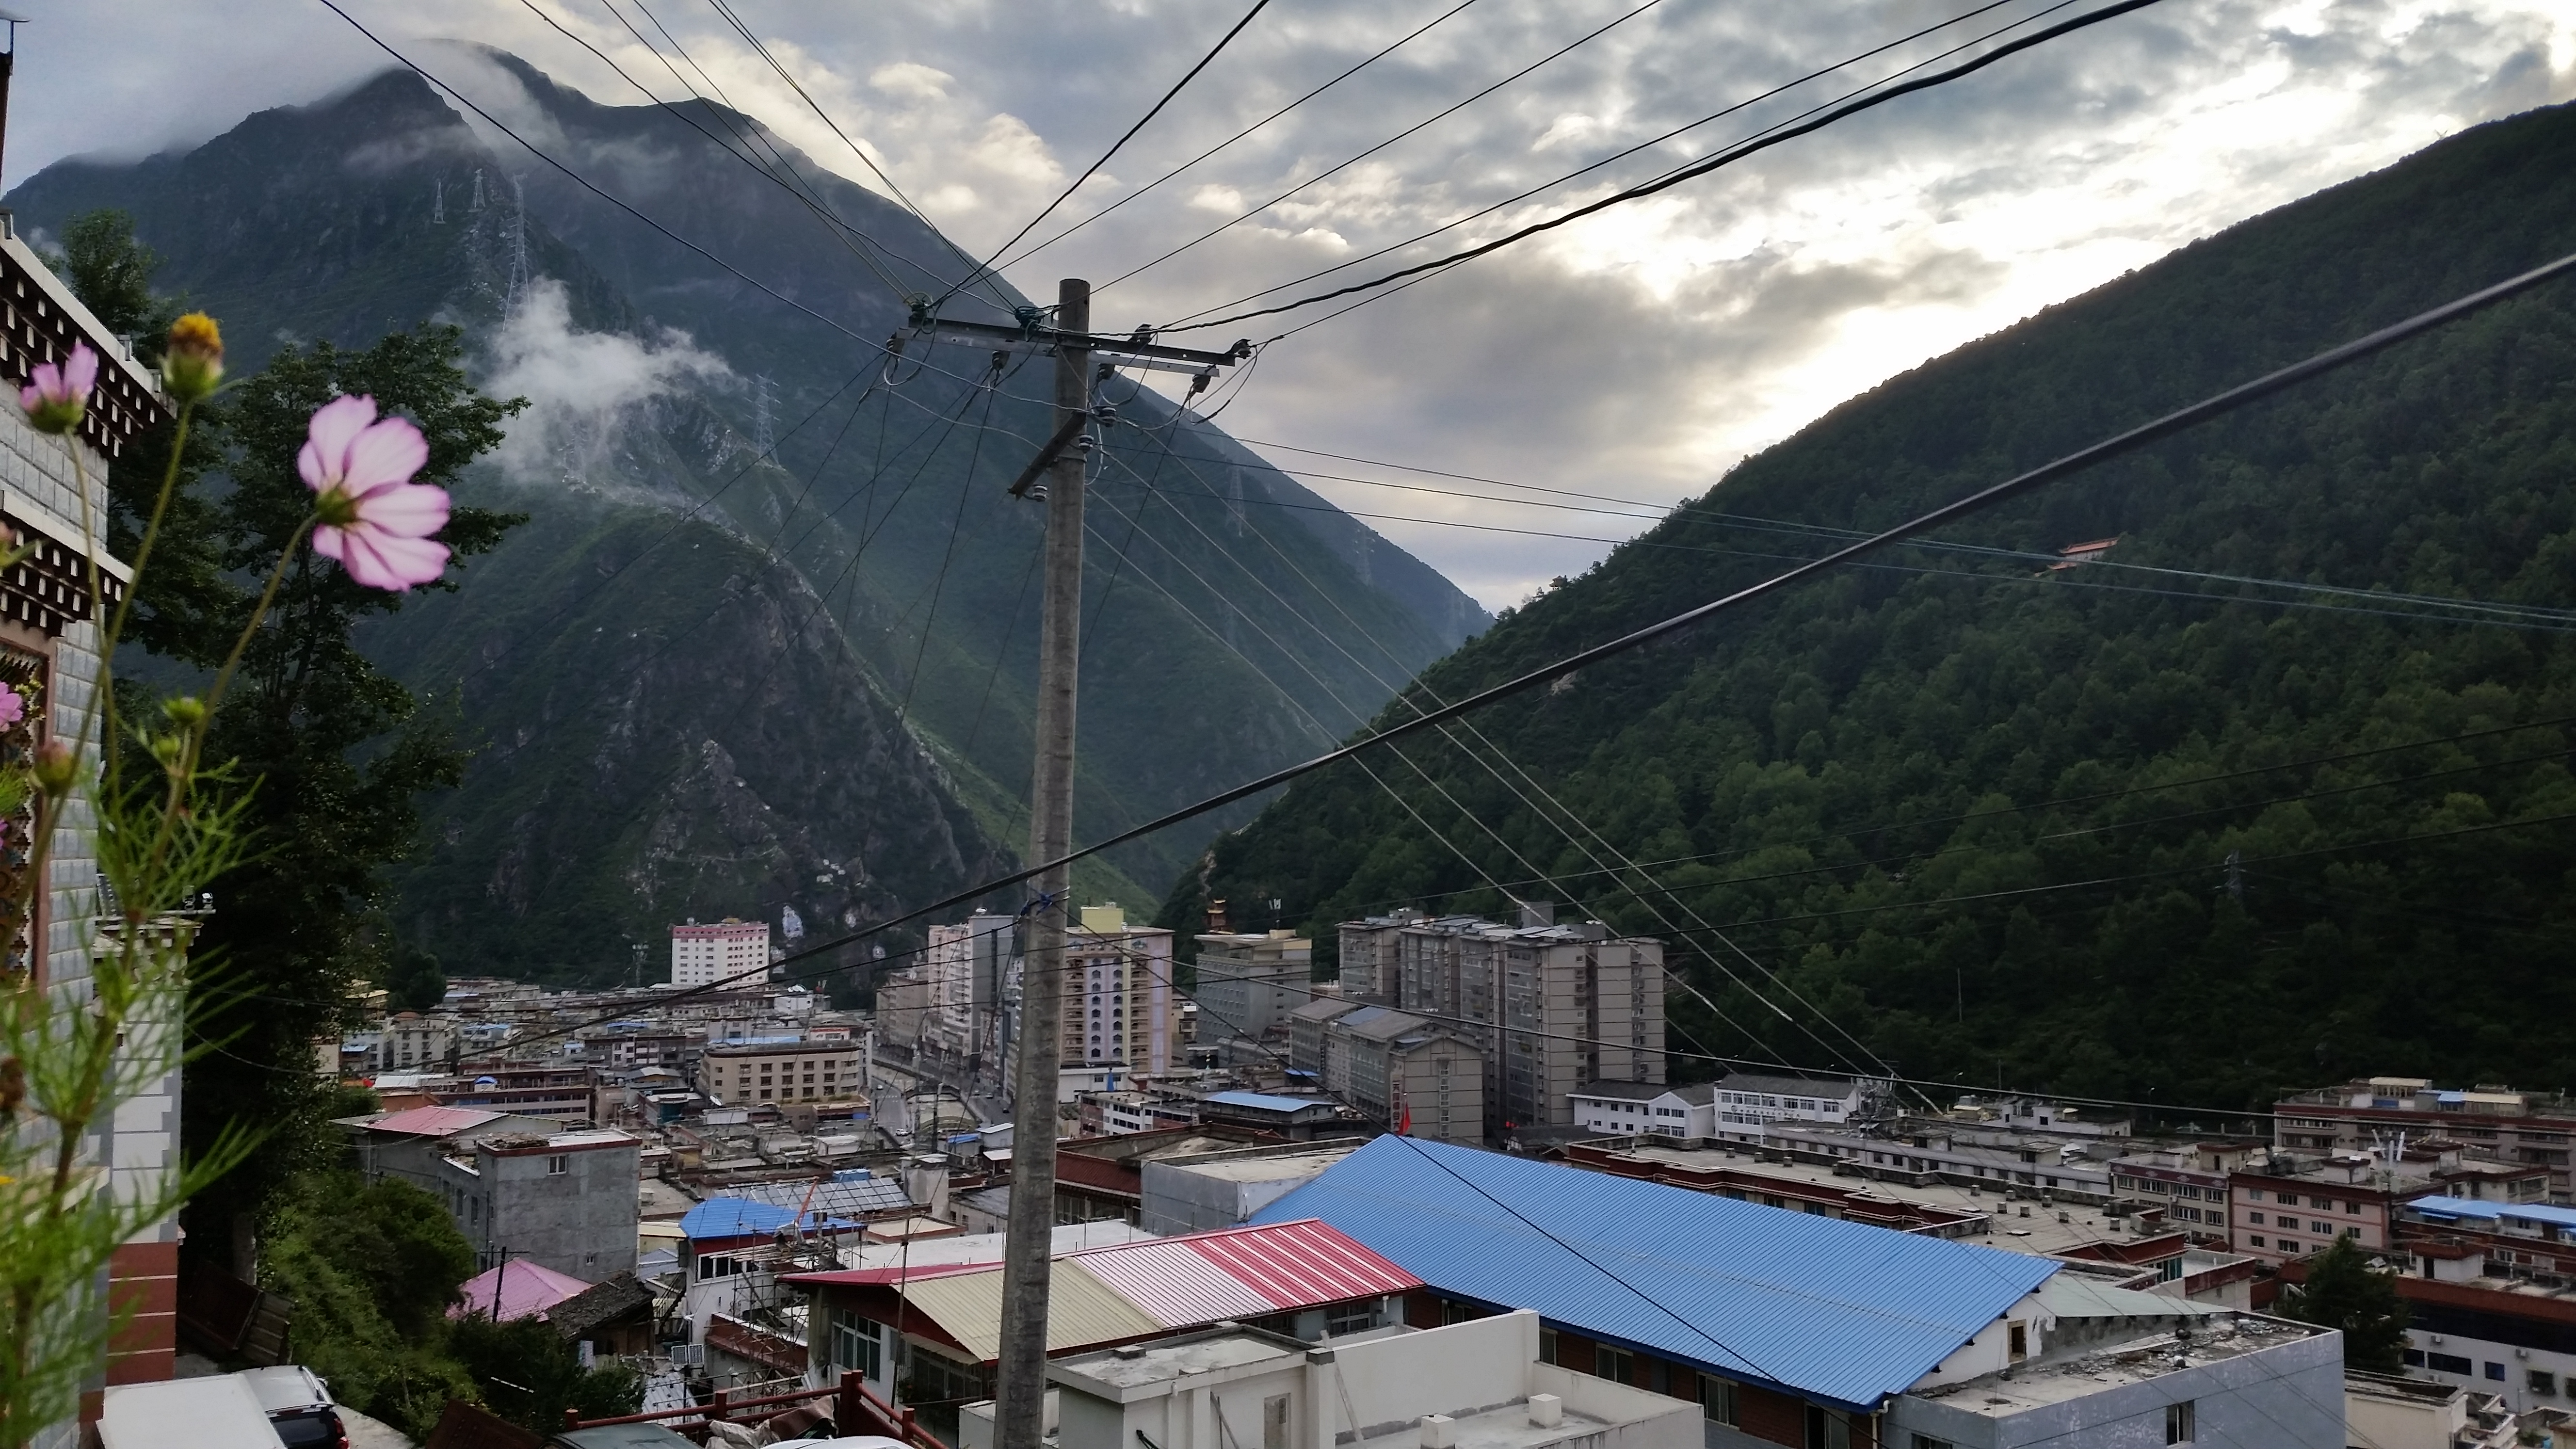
[364,1106,503,1138]
[449,1260,594,1321]
[1066,1219,1419,1328]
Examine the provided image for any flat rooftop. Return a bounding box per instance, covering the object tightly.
[1910,1316,2321,1417]
[1165,1142,1366,1182]
[1609,1143,2145,1259]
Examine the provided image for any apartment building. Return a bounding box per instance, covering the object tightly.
[1062,904,1178,1073]
[1571,1080,1716,1138]
[925,910,1014,1068]
[2276,1076,2576,1197]
[1338,909,1663,1134]
[341,1106,641,1278]
[697,1038,863,1106]
[2228,1150,2549,1269]
[672,917,772,988]
[2389,1197,2576,1414]
[378,1010,457,1070]
[1711,1071,1864,1138]
[1191,928,1310,1041]
[2108,1142,2265,1239]
[1288,1002,1486,1144]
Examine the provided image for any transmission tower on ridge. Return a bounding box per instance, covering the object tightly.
[431,177,445,225]
[469,167,486,211]
[751,374,776,457]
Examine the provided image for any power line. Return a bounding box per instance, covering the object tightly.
[1098,0,1670,296]
[693,0,1019,313]
[313,0,882,343]
[999,0,1487,272]
[1162,0,2165,333]
[950,0,1277,303]
[1150,0,2065,328]
[760,245,2576,975]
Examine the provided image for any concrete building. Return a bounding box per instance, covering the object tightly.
[924,909,1014,1076]
[340,1106,641,1279]
[1256,1136,2344,1449]
[697,1037,863,1106]
[991,1311,1698,1449]
[2230,1150,2550,1269]
[1198,1090,1354,1141]
[2108,1141,2266,1240]
[1291,1004,1485,1144]
[1570,1081,1717,1138]
[1142,1140,1370,1236]
[2275,1076,2576,1199]
[672,917,771,988]
[792,1218,1419,1427]
[2385,1196,2576,1413]
[1192,928,1310,1041]
[379,1010,457,1070]
[1063,904,1178,1073]
[0,222,181,1433]
[1335,909,1423,1003]
[1710,1072,1864,1136]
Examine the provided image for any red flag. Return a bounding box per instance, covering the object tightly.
[1398,1105,1411,1135]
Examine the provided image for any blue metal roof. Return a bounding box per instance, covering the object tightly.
[1207,1090,1331,1113]
[678,1196,860,1241]
[2407,1195,2576,1230]
[1252,1135,2055,1413]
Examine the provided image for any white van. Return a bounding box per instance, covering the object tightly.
[98,1374,287,1449]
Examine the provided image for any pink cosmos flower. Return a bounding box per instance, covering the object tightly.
[0,686,24,729]
[20,342,97,435]
[299,394,451,591]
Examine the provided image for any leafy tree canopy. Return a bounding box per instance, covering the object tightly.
[2279,1238,2411,1373]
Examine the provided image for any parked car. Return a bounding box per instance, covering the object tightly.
[238,1365,349,1449]
[98,1375,285,1449]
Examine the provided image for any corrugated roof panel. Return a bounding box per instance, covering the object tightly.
[898,1263,1163,1361]
[2408,1194,2576,1229]
[1251,1135,2054,1414]
[1180,1219,1419,1306]
[1206,1091,1329,1113]
[363,1106,502,1138]
[1067,1241,1276,1327]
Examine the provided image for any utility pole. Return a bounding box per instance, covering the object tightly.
[994,279,1090,1449]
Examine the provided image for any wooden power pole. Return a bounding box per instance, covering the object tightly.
[993,278,1091,1449]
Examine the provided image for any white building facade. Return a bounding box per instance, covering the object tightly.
[673,917,771,988]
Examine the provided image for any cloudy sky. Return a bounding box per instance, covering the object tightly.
[12,0,2573,608]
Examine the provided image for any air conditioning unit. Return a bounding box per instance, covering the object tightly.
[669,1344,707,1367]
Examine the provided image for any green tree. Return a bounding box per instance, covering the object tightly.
[445,1314,643,1433]
[170,328,524,1263]
[263,1172,479,1438]
[43,209,165,339]
[2278,1237,2411,1373]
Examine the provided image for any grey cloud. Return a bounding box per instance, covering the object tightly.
[10,0,2570,610]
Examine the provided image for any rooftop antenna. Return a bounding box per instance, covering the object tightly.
[0,11,26,187]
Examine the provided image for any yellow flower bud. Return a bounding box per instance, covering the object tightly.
[162,313,225,403]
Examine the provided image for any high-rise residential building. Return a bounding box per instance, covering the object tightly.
[671,917,769,988]
[1062,904,1177,1073]
[1336,910,1663,1136]
[1191,928,1310,1041]
[924,909,1015,1073]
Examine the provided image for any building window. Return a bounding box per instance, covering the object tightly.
[2248,1212,2265,1226]
[2165,1400,2194,1444]
[2530,1369,2558,1396]
[1700,1377,1737,1427]
[546,1154,569,1175]
[2487,1362,2508,1382]
[832,1310,883,1380]
[2008,1322,2028,1362]
[1594,1346,1632,1384]
[1538,1329,1557,1366]
[1912,1438,1954,1449]
[2249,1236,2266,1248]
[2426,1352,2472,1375]
[1804,1406,1852,1449]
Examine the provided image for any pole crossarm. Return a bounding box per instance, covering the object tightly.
[905,304,1250,375]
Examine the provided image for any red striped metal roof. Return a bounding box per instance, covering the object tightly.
[1065,1219,1418,1327]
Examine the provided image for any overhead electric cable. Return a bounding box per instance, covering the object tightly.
[1000,0,1486,270]
[737,244,2576,974]
[947,0,1277,303]
[1161,0,2164,333]
[1097,0,1671,294]
[317,0,887,341]
[695,0,1019,312]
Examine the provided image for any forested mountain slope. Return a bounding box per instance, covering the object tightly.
[1173,100,2576,1111]
[9,56,1486,977]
